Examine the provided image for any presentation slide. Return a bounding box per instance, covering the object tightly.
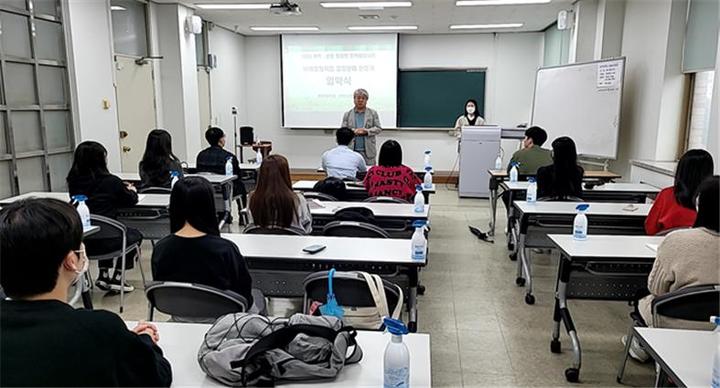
[281,34,398,128]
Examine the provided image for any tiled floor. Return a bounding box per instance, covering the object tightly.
[87,187,655,387]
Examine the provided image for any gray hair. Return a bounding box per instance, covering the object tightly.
[353,88,369,99]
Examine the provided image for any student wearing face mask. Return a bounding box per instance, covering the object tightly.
[0,199,172,387]
[453,99,485,136]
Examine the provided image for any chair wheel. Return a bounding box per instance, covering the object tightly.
[507,241,515,251]
[418,285,426,295]
[408,321,417,333]
[509,252,518,261]
[565,368,579,383]
[525,294,535,305]
[616,377,623,384]
[515,277,525,286]
[550,339,561,353]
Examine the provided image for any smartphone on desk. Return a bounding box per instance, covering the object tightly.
[302,244,327,254]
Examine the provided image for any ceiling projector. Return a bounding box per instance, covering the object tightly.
[270,0,302,15]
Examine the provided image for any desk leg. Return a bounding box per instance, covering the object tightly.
[407,268,419,333]
[517,234,535,305]
[219,184,233,230]
[488,177,498,236]
[552,255,582,383]
[506,191,515,251]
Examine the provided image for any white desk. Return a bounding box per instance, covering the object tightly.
[115,172,236,185]
[502,181,658,193]
[222,233,425,332]
[293,180,436,193]
[125,321,431,388]
[185,162,260,171]
[0,192,169,208]
[511,201,650,306]
[634,328,713,388]
[546,234,664,383]
[309,200,429,219]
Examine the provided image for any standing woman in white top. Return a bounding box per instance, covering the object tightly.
[453,99,485,137]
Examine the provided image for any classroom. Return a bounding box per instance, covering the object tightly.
[0,0,718,387]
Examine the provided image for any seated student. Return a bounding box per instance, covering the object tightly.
[139,129,184,189]
[645,149,714,235]
[0,199,172,387]
[536,136,584,200]
[626,176,720,361]
[196,126,247,202]
[321,127,367,180]
[67,141,141,293]
[507,126,553,175]
[364,140,422,202]
[248,154,312,234]
[152,177,259,310]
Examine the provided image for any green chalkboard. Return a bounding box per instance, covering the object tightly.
[398,69,486,127]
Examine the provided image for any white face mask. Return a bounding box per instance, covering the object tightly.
[466,106,476,115]
[73,248,89,276]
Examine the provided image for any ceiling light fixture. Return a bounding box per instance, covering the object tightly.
[450,23,524,29]
[195,3,271,10]
[321,2,412,8]
[348,25,417,30]
[110,5,127,11]
[250,26,320,31]
[456,0,551,5]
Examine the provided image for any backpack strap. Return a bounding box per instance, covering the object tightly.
[358,271,389,318]
[389,282,404,320]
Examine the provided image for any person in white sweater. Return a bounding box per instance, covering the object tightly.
[626,175,719,361]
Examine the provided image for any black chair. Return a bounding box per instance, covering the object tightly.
[364,196,409,204]
[322,220,390,238]
[537,196,584,202]
[303,192,339,201]
[243,224,305,235]
[139,186,172,194]
[145,281,248,321]
[303,270,403,330]
[616,284,720,383]
[85,215,144,313]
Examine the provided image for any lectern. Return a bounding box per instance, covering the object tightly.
[459,125,501,198]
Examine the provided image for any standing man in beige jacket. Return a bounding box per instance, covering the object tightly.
[341,88,382,165]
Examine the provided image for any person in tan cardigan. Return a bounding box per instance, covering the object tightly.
[626,175,719,361]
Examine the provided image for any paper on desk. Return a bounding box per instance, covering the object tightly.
[137,194,146,202]
[645,243,658,253]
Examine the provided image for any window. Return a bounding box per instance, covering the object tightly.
[686,70,715,150]
[110,0,148,57]
[0,0,74,197]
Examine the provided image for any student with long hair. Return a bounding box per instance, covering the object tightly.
[536,136,584,200]
[139,129,184,188]
[151,177,254,305]
[626,176,720,361]
[247,154,312,234]
[0,199,172,387]
[363,140,422,202]
[67,141,141,292]
[645,149,714,235]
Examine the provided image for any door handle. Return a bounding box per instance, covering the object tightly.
[119,130,128,139]
[122,146,132,153]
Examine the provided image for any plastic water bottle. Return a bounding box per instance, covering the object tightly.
[413,185,424,213]
[170,170,179,188]
[526,177,537,203]
[384,317,410,388]
[411,220,427,261]
[509,162,519,183]
[423,149,432,169]
[573,204,590,240]
[225,157,233,176]
[712,316,720,388]
[423,166,433,189]
[73,195,91,229]
[494,155,503,170]
[255,149,263,165]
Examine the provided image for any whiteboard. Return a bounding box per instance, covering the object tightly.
[531,58,625,159]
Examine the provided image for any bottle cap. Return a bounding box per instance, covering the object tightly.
[528,177,535,183]
[425,166,432,171]
[424,150,431,154]
[576,204,590,212]
[170,170,179,177]
[416,184,423,191]
[73,195,87,202]
[412,220,426,228]
[711,316,720,325]
[384,317,409,335]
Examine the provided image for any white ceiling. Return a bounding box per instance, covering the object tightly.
[178,0,574,35]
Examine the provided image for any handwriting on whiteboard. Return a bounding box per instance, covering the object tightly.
[597,61,621,89]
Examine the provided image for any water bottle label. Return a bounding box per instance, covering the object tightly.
[573,227,587,240]
[384,367,409,388]
[412,245,425,260]
[414,204,424,213]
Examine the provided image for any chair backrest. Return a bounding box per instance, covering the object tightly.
[85,214,131,260]
[145,281,247,320]
[303,191,339,201]
[652,284,720,324]
[322,220,390,238]
[313,177,347,201]
[655,226,691,237]
[303,270,402,317]
[537,195,584,202]
[139,186,172,194]
[364,196,409,204]
[243,224,305,235]
[333,207,376,225]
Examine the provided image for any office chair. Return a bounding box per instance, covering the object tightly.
[145,281,249,321]
[364,196,409,204]
[243,224,305,235]
[322,221,390,238]
[303,192,339,201]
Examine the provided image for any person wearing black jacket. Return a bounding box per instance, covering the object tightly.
[536,136,585,200]
[196,127,248,202]
[0,198,172,387]
[139,129,184,189]
[67,141,142,293]
[152,177,258,310]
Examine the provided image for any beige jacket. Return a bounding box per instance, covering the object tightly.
[639,227,720,329]
[453,114,486,136]
[341,107,382,159]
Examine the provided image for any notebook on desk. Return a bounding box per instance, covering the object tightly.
[645,243,659,252]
